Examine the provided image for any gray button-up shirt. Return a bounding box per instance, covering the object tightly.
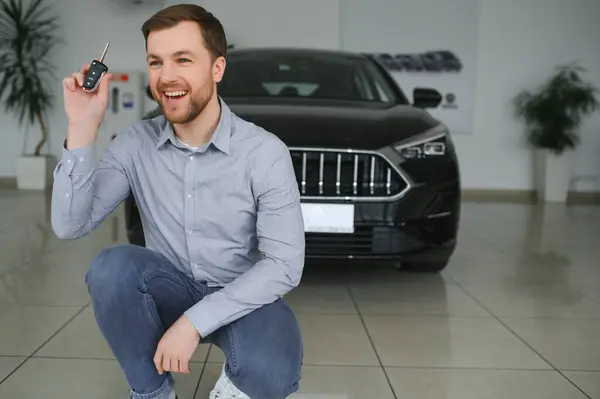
[51,98,306,337]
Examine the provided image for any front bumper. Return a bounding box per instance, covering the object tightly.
[302,182,460,260]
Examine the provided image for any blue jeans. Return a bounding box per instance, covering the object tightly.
[85,244,303,399]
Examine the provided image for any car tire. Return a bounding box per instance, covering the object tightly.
[400,259,449,273]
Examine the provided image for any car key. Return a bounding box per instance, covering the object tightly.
[82,41,110,93]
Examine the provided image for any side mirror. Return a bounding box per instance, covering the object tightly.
[412,87,442,108]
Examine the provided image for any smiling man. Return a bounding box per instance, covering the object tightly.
[52,4,305,399]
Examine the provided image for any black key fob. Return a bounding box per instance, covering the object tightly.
[82,59,108,92]
[82,42,110,93]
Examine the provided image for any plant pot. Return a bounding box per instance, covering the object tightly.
[534,148,573,202]
[16,155,57,190]
[528,202,569,257]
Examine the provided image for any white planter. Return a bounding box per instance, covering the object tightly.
[534,149,573,202]
[528,202,569,257]
[16,155,57,190]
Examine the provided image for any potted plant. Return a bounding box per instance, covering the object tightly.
[513,63,599,202]
[0,0,61,190]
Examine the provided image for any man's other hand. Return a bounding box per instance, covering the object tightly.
[154,315,200,374]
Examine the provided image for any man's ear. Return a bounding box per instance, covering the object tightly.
[213,56,226,83]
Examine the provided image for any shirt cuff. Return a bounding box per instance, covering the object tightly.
[61,140,95,175]
[183,299,222,338]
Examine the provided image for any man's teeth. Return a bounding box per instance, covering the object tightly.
[165,91,187,98]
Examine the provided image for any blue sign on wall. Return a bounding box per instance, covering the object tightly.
[123,92,134,109]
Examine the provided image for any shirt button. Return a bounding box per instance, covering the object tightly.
[65,193,70,197]
[187,193,192,199]
[67,159,72,164]
[188,230,193,235]
[189,155,194,161]
[79,157,85,162]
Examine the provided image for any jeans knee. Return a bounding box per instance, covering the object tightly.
[85,244,142,299]
[232,357,301,399]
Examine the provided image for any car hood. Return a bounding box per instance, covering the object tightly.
[225,98,442,150]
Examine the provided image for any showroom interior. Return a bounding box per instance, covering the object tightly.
[0,0,599,397]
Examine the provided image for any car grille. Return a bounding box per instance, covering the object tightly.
[289,148,410,201]
[305,225,426,257]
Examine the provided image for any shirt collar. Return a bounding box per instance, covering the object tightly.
[156,96,232,155]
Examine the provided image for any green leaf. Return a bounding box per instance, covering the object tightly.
[0,0,62,154]
[513,62,599,154]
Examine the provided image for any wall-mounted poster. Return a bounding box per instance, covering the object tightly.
[340,0,479,135]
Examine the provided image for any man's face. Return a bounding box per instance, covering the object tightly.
[146,21,225,125]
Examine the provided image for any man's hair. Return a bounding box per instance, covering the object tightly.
[141,4,227,61]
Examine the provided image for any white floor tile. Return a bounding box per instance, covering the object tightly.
[501,318,600,371]
[461,283,600,319]
[1,189,599,398]
[363,315,550,369]
[0,305,82,356]
[0,358,201,399]
[349,281,490,317]
[563,371,600,398]
[386,368,590,398]
[285,283,357,314]
[0,357,25,382]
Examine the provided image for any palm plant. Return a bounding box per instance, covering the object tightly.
[0,0,61,156]
[513,63,599,155]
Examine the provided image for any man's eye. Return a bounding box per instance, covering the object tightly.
[178,58,191,63]
[149,61,161,66]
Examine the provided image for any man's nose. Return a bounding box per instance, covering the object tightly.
[159,62,178,82]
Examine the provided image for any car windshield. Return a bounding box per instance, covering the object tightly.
[217,51,398,104]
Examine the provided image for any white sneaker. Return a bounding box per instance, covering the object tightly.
[209,363,251,399]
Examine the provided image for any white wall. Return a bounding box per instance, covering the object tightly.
[180,0,340,50]
[1,0,599,193]
[460,0,600,192]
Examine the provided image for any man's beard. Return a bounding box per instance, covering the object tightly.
[158,85,213,125]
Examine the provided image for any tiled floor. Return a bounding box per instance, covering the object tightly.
[0,190,599,398]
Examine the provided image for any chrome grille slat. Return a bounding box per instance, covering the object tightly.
[289,147,410,202]
[386,168,392,195]
[369,156,375,195]
[301,153,307,194]
[353,155,358,195]
[336,154,341,195]
[318,153,324,195]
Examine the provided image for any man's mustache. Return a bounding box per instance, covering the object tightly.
[156,83,190,92]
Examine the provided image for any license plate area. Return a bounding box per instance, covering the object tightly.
[301,203,355,233]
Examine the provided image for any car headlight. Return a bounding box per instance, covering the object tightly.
[393,129,448,160]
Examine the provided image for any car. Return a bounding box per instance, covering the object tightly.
[126,47,461,273]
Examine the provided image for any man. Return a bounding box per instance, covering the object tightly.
[143,84,163,120]
[52,4,305,399]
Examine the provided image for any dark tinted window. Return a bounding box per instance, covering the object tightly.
[218,52,397,103]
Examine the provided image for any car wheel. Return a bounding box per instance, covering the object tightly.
[400,259,449,273]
